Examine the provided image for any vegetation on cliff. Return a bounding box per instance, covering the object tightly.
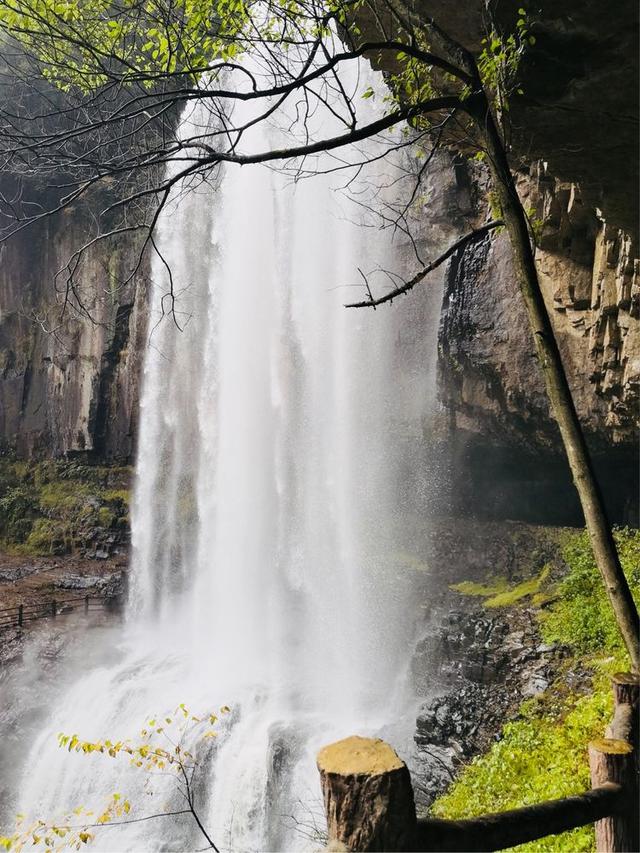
[432,527,640,852]
[0,458,130,556]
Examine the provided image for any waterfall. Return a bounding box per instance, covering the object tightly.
[14,52,433,853]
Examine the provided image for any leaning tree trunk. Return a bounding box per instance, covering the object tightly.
[467,88,639,671]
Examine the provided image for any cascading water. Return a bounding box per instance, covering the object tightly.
[12,50,435,853]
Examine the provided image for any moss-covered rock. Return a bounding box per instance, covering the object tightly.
[451,566,551,608]
[0,456,132,556]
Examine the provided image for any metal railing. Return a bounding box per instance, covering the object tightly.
[0,593,121,632]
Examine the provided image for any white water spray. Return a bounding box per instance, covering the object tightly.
[15,53,433,852]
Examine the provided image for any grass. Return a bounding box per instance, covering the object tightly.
[433,527,640,852]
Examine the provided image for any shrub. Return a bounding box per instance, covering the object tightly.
[23,518,72,555]
[0,486,38,542]
[540,528,640,655]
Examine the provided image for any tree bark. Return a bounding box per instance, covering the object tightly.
[467,89,640,671]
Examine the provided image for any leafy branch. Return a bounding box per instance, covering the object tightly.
[0,704,231,852]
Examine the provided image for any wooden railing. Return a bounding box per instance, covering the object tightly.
[0,593,121,632]
[317,672,639,852]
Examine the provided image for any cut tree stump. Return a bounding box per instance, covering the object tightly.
[317,736,416,851]
[589,738,638,852]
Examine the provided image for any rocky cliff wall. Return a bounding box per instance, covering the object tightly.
[433,162,638,523]
[411,0,640,523]
[0,213,148,462]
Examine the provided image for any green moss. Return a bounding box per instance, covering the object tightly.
[97,507,115,528]
[484,566,550,607]
[392,551,431,572]
[450,579,509,597]
[22,518,73,555]
[450,566,550,608]
[102,488,130,505]
[39,480,93,511]
[9,461,29,482]
[0,456,132,553]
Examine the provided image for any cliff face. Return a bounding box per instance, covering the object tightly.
[0,214,148,462]
[422,0,639,523]
[435,164,638,522]
[0,1,637,523]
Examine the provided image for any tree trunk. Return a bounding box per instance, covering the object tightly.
[469,90,639,671]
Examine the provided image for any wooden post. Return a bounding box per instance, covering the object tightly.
[606,675,638,747]
[611,672,639,710]
[85,595,89,613]
[589,738,638,852]
[51,599,57,618]
[317,736,416,851]
[17,604,23,627]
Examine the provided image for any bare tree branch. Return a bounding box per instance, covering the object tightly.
[345,219,504,307]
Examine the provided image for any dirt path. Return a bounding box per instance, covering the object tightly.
[0,552,128,613]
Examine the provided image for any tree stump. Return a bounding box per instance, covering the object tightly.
[611,672,639,709]
[317,736,416,851]
[588,738,638,852]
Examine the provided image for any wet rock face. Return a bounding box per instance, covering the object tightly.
[0,214,149,462]
[404,519,572,806]
[433,162,639,523]
[412,607,567,806]
[383,1,640,523]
